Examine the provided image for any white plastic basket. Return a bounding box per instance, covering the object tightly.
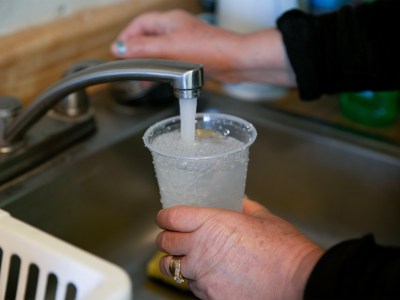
[0,209,132,300]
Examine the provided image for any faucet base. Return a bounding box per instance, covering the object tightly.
[0,114,96,185]
[0,140,24,154]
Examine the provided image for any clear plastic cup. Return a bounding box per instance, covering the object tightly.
[143,113,257,211]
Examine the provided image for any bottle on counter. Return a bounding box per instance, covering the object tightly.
[339,91,399,127]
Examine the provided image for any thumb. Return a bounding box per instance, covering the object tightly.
[242,196,270,218]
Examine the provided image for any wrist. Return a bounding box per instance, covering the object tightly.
[291,246,324,299]
[235,28,296,86]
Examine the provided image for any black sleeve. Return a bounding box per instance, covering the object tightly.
[304,235,400,299]
[276,1,400,100]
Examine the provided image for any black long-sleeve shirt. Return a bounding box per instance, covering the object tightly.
[277,1,400,298]
[277,0,400,100]
[304,235,400,299]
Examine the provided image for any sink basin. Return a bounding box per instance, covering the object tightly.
[1,88,399,299]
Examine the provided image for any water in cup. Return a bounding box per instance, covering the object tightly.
[144,108,257,211]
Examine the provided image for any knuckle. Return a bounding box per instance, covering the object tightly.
[159,256,170,276]
[156,231,169,252]
[169,8,185,16]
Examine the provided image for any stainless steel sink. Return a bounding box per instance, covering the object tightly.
[1,88,399,299]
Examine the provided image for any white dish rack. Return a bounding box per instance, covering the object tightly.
[0,209,132,300]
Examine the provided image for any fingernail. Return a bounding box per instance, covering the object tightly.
[114,40,126,56]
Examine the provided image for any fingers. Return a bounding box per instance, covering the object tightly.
[156,230,192,255]
[117,11,167,40]
[155,227,196,281]
[110,9,205,60]
[159,254,194,280]
[111,36,170,58]
[110,11,169,58]
[156,205,223,232]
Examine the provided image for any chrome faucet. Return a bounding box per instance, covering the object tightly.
[0,59,203,153]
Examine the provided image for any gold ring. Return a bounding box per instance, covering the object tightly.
[169,256,185,284]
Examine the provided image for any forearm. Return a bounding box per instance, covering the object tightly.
[233,29,297,87]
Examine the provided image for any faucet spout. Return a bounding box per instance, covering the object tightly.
[2,59,203,148]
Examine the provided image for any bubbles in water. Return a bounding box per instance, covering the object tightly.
[222,129,230,136]
[151,130,244,157]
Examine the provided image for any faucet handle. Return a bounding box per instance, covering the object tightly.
[52,60,105,118]
[52,89,90,118]
[0,96,22,153]
[0,96,21,121]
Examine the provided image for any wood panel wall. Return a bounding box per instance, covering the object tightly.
[0,0,201,105]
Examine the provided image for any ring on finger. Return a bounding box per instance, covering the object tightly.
[169,256,185,284]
